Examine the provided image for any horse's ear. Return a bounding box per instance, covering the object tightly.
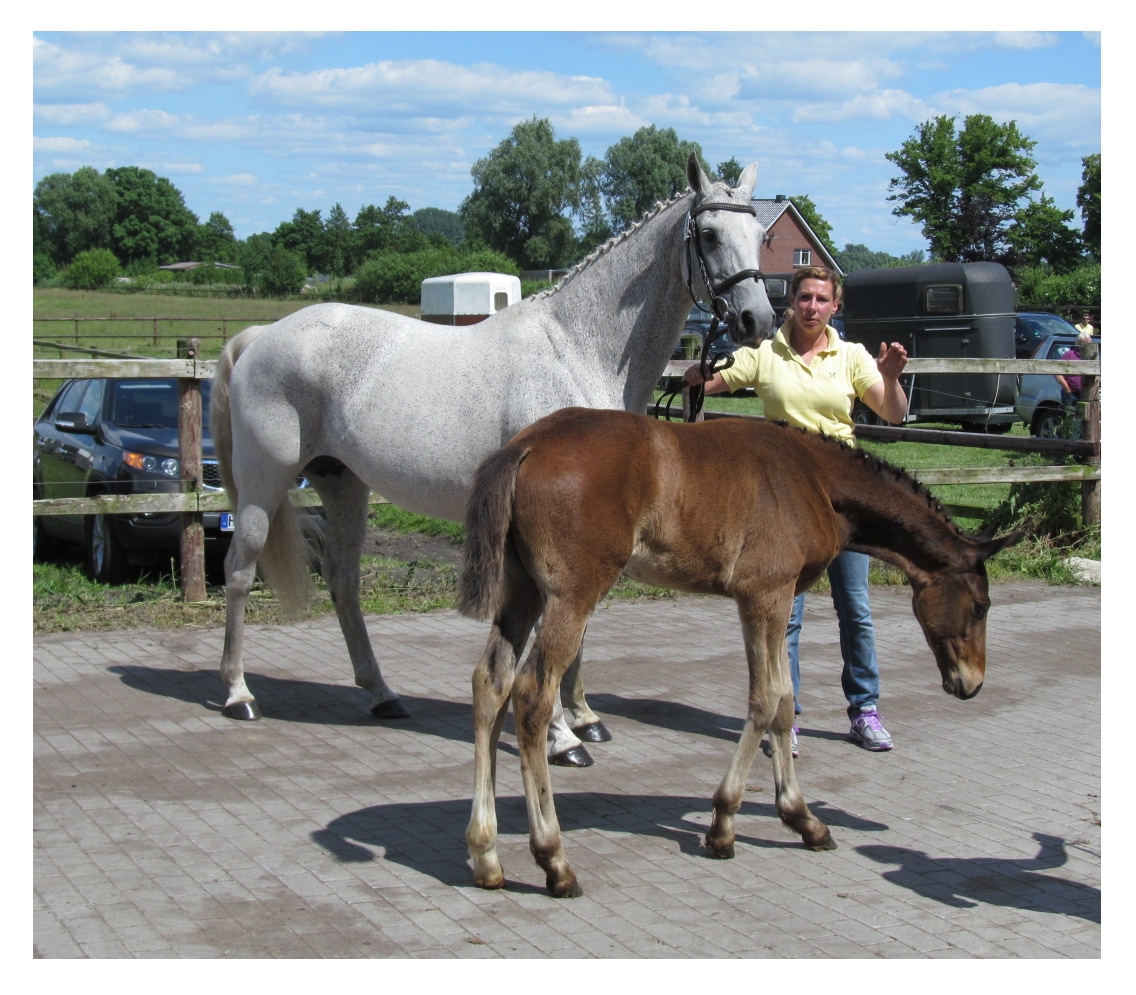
[687,152,711,196]
[736,162,759,198]
[972,529,1022,563]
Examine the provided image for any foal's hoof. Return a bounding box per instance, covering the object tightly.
[807,831,838,852]
[550,746,594,768]
[371,698,411,719]
[548,877,584,899]
[704,836,735,860]
[221,701,261,720]
[572,721,612,743]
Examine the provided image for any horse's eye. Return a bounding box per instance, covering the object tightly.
[972,602,989,620]
[702,229,718,245]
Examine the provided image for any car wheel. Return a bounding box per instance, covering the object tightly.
[85,513,128,584]
[33,515,57,563]
[1033,409,1064,439]
[852,404,876,427]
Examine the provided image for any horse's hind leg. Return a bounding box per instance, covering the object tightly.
[468,563,542,890]
[219,488,287,719]
[308,465,408,718]
[706,595,833,857]
[560,641,612,744]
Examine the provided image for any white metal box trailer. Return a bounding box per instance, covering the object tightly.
[420,272,522,325]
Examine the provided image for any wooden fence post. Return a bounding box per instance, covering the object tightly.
[177,337,206,601]
[1079,340,1100,527]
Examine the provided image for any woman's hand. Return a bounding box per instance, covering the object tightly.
[876,341,908,381]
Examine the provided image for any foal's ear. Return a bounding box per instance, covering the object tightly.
[736,162,759,199]
[972,529,1022,563]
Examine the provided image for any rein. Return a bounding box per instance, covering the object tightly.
[659,199,766,422]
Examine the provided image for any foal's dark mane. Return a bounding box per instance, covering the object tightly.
[774,421,964,538]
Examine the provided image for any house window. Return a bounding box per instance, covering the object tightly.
[793,249,812,266]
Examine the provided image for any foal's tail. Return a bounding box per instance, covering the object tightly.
[211,325,312,618]
[459,443,531,621]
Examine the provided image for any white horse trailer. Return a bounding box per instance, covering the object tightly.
[420,272,522,326]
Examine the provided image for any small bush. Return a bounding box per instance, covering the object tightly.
[257,246,308,297]
[62,249,122,289]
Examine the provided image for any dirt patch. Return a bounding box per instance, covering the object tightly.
[361,526,464,567]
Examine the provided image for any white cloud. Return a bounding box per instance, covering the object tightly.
[931,82,1101,146]
[219,174,260,186]
[34,36,187,95]
[104,109,180,133]
[34,103,112,125]
[33,136,91,152]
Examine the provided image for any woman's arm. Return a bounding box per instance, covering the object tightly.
[862,341,909,424]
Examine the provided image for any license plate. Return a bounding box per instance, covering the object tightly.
[220,512,235,532]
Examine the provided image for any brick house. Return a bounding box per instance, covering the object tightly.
[751,196,843,313]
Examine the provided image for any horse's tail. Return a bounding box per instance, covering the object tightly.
[210,324,268,504]
[459,443,531,621]
[211,324,313,619]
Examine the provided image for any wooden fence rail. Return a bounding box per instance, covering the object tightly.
[33,355,1101,601]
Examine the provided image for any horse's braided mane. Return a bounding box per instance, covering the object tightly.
[534,189,693,300]
[773,419,961,535]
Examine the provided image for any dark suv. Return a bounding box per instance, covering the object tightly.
[33,377,231,581]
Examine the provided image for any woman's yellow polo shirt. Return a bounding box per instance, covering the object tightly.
[719,323,881,444]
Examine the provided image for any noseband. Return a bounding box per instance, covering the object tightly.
[674,198,767,421]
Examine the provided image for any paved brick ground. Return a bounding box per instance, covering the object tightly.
[33,581,1100,958]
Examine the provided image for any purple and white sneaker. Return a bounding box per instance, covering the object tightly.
[849,708,893,751]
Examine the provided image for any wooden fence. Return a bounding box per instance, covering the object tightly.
[33,354,1101,602]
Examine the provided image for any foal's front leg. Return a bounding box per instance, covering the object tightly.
[706,602,833,856]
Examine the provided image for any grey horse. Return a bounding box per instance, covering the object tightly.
[211,153,776,763]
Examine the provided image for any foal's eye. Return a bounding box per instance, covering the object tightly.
[972,602,989,620]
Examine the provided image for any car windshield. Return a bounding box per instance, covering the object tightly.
[111,380,213,428]
[1022,313,1078,338]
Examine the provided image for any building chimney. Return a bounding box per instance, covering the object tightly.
[775,194,785,202]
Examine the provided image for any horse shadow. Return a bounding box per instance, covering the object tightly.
[106,664,472,738]
[856,833,1100,923]
[584,692,851,748]
[311,791,888,890]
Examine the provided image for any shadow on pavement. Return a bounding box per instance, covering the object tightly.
[857,832,1100,923]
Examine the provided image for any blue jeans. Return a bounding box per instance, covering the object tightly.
[786,550,880,720]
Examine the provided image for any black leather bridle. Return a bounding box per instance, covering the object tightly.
[663,198,766,421]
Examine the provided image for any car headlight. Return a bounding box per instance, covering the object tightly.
[124,451,180,478]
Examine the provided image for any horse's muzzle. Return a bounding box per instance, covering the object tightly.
[943,676,984,700]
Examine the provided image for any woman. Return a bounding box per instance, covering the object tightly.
[683,266,909,755]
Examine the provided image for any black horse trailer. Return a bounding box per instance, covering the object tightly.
[841,261,1018,432]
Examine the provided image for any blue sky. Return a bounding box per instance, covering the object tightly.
[32,27,1102,258]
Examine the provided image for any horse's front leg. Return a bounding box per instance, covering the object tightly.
[560,641,612,743]
[312,471,408,719]
[515,607,588,898]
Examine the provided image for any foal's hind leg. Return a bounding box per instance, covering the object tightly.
[706,596,833,857]
[308,467,408,718]
[468,567,542,890]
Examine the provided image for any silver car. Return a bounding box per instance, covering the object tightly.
[1015,333,1100,438]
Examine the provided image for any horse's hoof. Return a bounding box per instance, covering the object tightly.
[549,746,594,768]
[371,698,411,719]
[807,832,838,852]
[705,837,735,860]
[221,701,261,720]
[572,721,612,743]
[549,877,583,899]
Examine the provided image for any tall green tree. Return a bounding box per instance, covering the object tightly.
[273,208,327,272]
[460,116,582,270]
[323,202,353,277]
[1009,195,1083,273]
[33,166,118,267]
[411,207,465,247]
[576,155,614,256]
[105,166,199,267]
[715,157,743,187]
[1077,153,1101,260]
[601,125,707,232]
[790,195,837,258]
[196,211,238,263]
[835,243,926,273]
[886,114,1041,264]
